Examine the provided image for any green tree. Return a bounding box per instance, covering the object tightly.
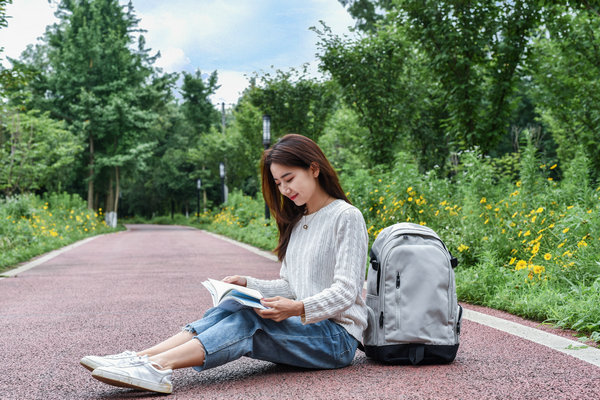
[316,22,448,168]
[332,0,545,164]
[245,66,338,143]
[0,108,82,196]
[396,0,543,154]
[180,69,221,135]
[338,0,393,32]
[529,3,600,181]
[43,0,163,214]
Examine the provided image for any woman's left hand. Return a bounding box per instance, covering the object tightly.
[255,297,304,322]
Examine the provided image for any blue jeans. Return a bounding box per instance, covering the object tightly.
[183,307,358,372]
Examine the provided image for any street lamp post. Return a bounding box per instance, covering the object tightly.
[219,162,226,205]
[262,115,271,220]
[196,178,202,221]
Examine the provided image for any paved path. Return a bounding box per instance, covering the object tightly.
[1,225,599,399]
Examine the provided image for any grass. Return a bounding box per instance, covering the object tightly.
[0,192,120,274]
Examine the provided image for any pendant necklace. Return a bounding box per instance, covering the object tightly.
[302,196,331,230]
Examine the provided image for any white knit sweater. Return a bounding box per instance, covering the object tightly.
[246,199,368,342]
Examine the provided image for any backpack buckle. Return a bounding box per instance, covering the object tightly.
[371,258,380,271]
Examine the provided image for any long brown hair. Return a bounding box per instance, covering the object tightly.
[261,134,350,261]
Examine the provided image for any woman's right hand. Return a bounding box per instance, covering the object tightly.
[222,275,247,287]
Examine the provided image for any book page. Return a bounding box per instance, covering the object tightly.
[204,278,264,303]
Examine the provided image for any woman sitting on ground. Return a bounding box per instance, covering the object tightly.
[81,133,369,394]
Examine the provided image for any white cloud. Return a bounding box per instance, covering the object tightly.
[154,47,191,72]
[0,0,57,66]
[210,70,250,106]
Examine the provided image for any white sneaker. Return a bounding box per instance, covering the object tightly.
[91,355,173,394]
[80,350,137,372]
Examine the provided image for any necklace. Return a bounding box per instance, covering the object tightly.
[302,196,332,230]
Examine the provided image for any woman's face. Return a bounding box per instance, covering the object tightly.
[270,162,320,209]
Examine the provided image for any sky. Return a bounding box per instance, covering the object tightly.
[0,0,356,106]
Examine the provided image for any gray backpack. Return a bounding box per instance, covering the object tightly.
[362,222,463,365]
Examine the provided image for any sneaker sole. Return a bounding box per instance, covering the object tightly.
[91,368,172,394]
[80,358,100,372]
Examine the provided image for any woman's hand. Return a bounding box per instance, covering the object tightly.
[222,275,247,287]
[255,297,304,322]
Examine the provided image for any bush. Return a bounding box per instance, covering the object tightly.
[0,192,117,272]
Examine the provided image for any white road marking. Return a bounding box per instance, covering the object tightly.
[463,308,600,367]
[0,235,103,278]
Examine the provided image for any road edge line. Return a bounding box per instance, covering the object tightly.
[201,230,279,262]
[0,235,104,279]
[464,308,600,367]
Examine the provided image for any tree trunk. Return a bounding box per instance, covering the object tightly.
[106,175,114,213]
[114,166,120,215]
[87,135,95,209]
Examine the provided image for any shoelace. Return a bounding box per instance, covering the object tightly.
[117,355,168,372]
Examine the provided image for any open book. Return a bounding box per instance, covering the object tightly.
[202,278,267,312]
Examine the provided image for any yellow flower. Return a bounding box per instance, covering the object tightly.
[544,253,552,261]
[536,207,544,213]
[457,244,469,252]
[480,197,487,204]
[407,186,413,193]
[516,181,522,187]
[532,265,545,275]
[562,227,570,234]
[550,164,557,170]
[515,260,527,270]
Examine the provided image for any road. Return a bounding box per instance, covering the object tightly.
[1,224,599,399]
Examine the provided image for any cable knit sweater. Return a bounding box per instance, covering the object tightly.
[245,199,368,342]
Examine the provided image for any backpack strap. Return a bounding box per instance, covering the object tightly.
[409,344,425,365]
[450,253,459,269]
[369,249,382,295]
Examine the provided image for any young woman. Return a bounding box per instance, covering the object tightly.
[82,134,369,394]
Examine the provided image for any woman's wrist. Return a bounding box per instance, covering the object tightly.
[297,301,305,318]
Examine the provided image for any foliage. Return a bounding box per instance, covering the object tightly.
[37,0,167,212]
[528,3,600,181]
[0,108,83,196]
[317,106,369,175]
[316,21,448,167]
[397,0,543,153]
[244,66,338,143]
[0,192,117,272]
[180,69,221,135]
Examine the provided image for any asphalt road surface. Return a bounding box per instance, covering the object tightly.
[1,224,599,399]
